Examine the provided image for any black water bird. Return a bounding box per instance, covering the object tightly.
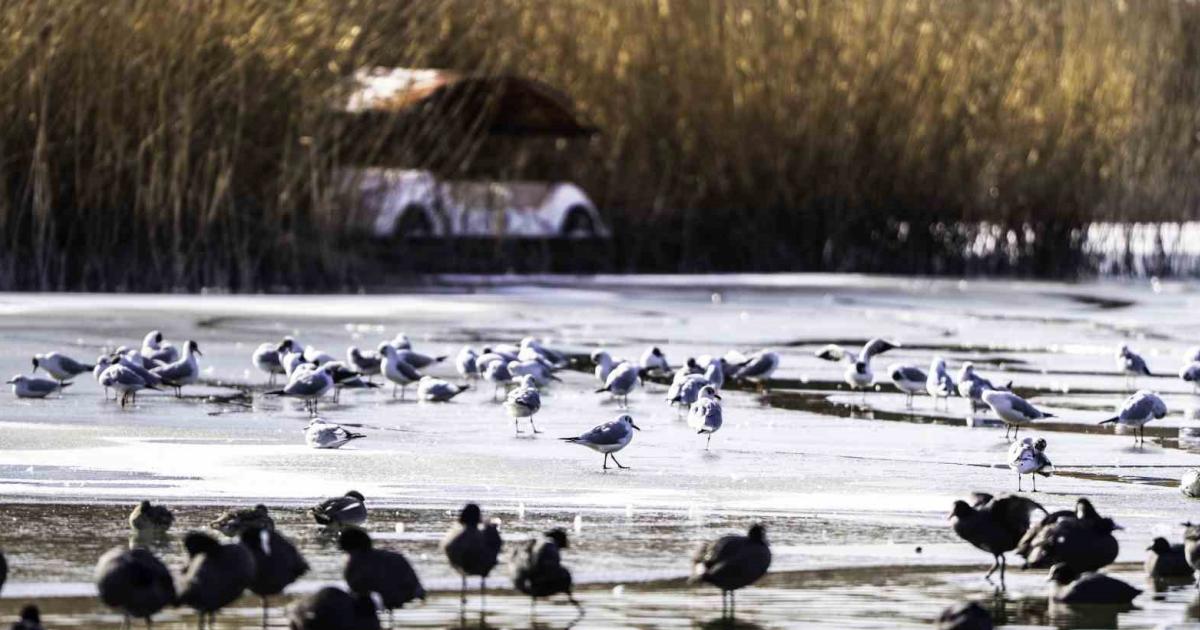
[949,492,1045,587]
[339,527,426,624]
[95,546,176,627]
[128,500,174,532]
[440,503,503,604]
[179,531,257,628]
[1018,498,1120,572]
[509,528,582,612]
[936,601,993,630]
[240,526,309,625]
[9,605,42,630]
[0,549,6,595]
[211,504,275,537]
[288,586,381,630]
[310,491,367,527]
[1146,537,1192,581]
[690,524,771,615]
[1048,563,1141,605]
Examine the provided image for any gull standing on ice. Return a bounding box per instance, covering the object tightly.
[267,364,334,415]
[507,359,561,387]
[591,350,617,384]
[669,374,711,412]
[519,337,568,368]
[888,364,927,408]
[99,364,157,407]
[305,419,366,449]
[596,361,641,408]
[1008,437,1052,492]
[1099,389,1166,444]
[561,414,640,469]
[252,339,295,385]
[1117,344,1152,390]
[380,344,422,400]
[140,330,179,365]
[31,352,94,388]
[347,346,382,381]
[958,362,1010,412]
[982,390,1054,440]
[731,349,781,391]
[688,385,724,450]
[149,340,202,396]
[817,338,899,401]
[483,360,513,401]
[417,376,469,402]
[6,375,69,399]
[455,346,480,380]
[926,357,956,409]
[504,375,543,435]
[324,361,380,402]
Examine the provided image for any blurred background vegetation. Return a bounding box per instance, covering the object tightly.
[2,0,1199,290]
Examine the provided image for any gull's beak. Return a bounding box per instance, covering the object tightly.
[1146,544,1154,551]
[1113,523,1124,531]
[631,422,641,431]
[714,393,723,400]
[195,348,204,357]
[5,378,15,384]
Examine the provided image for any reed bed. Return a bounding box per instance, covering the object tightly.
[1,0,1198,289]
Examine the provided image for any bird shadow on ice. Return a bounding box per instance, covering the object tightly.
[696,616,764,630]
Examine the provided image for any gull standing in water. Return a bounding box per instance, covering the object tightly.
[817,339,899,400]
[149,340,202,397]
[6,375,69,399]
[732,349,781,392]
[140,330,179,365]
[1008,437,1052,492]
[983,390,1054,440]
[688,385,723,450]
[504,375,542,435]
[561,414,640,469]
[888,364,927,408]
[31,352,94,389]
[305,419,366,449]
[1100,390,1166,444]
[380,344,422,400]
[596,361,641,408]
[1116,344,1152,390]
[926,357,956,410]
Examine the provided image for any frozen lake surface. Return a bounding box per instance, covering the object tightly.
[4,274,1200,627]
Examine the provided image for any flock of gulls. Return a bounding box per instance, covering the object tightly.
[8,328,1200,629]
[0,496,770,629]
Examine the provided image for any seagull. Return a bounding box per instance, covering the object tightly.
[303,345,336,365]
[347,346,382,381]
[1047,563,1140,605]
[128,500,174,533]
[596,361,642,408]
[211,504,275,537]
[95,546,176,627]
[149,339,202,396]
[1099,389,1166,444]
[395,349,446,370]
[982,390,1053,441]
[31,352,93,388]
[817,339,898,401]
[949,492,1045,588]
[324,361,380,402]
[1116,344,1152,389]
[266,364,334,415]
[888,364,927,408]
[640,346,671,376]
[690,524,771,616]
[592,350,617,384]
[380,344,422,400]
[957,362,1010,412]
[926,357,956,409]
[98,364,157,407]
[440,503,503,605]
[6,375,69,399]
[667,371,710,411]
[504,375,542,435]
[507,359,561,387]
[252,339,295,385]
[304,419,366,449]
[280,348,307,379]
[1008,437,1052,492]
[519,337,568,368]
[1017,498,1120,573]
[509,528,582,612]
[93,355,114,399]
[687,385,724,450]
[140,330,179,365]
[310,491,368,527]
[702,356,726,390]
[417,376,469,402]
[483,359,513,401]
[561,414,640,469]
[1181,361,1200,392]
[239,526,309,626]
[339,527,426,625]
[478,347,518,369]
[288,587,380,630]
[178,531,256,629]
[731,349,781,391]
[390,333,413,350]
[455,346,480,380]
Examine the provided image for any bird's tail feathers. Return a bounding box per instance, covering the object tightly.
[264,389,285,396]
[594,386,609,394]
[1098,416,1118,425]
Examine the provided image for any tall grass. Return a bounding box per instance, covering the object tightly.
[2,1,1199,289]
